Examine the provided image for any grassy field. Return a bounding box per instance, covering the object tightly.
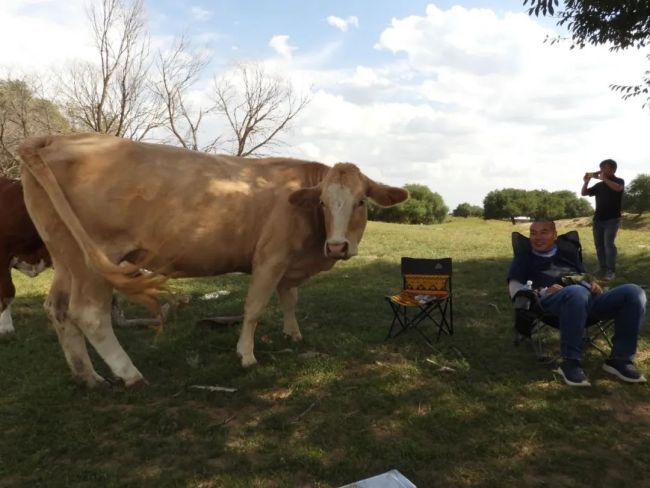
[1,216,649,487]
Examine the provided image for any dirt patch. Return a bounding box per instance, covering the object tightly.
[602,396,650,433]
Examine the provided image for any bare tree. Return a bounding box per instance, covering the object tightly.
[0,75,69,178]
[152,36,221,152]
[211,62,310,157]
[57,0,162,140]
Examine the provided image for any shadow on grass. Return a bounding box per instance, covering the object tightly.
[1,253,649,487]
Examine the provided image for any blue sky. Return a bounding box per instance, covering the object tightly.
[2,0,649,209]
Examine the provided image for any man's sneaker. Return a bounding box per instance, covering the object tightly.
[603,271,616,281]
[554,359,591,386]
[602,359,647,383]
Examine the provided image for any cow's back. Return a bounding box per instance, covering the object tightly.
[30,134,328,277]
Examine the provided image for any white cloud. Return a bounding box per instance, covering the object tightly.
[190,6,212,21]
[0,0,93,71]
[326,15,359,32]
[279,5,650,208]
[2,2,649,210]
[269,35,297,59]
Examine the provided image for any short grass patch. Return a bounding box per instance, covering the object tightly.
[1,216,649,487]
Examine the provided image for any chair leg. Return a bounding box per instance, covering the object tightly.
[386,300,410,340]
[386,298,452,345]
[584,320,613,357]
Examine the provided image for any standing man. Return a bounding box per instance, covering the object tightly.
[581,159,624,280]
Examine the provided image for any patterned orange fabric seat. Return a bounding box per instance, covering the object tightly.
[385,258,453,344]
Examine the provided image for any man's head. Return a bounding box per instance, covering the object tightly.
[599,159,617,178]
[529,220,557,252]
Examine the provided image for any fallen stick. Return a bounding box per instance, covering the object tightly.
[189,385,238,393]
[196,315,244,327]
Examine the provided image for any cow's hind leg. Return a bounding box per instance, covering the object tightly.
[0,253,16,335]
[277,284,302,342]
[45,267,105,387]
[69,273,146,387]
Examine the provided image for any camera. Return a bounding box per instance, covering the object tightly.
[585,171,600,178]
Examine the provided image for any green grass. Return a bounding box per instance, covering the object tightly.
[1,216,649,487]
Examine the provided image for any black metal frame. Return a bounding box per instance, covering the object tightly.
[385,257,454,344]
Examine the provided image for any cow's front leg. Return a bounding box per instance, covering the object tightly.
[277,285,302,342]
[237,261,285,367]
[0,260,16,335]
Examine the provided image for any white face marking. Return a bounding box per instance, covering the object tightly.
[325,184,354,243]
[12,259,47,278]
[0,303,15,335]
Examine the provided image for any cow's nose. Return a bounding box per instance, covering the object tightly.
[326,241,348,257]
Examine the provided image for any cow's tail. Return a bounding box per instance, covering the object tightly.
[17,135,167,314]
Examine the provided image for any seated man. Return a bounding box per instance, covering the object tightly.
[507,220,646,386]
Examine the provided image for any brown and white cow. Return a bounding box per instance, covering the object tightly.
[0,177,51,335]
[18,133,408,387]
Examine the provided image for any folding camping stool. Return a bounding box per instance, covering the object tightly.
[385,257,453,344]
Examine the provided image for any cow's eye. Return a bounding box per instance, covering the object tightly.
[319,200,325,207]
[358,199,365,207]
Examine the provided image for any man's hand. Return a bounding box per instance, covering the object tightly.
[591,282,603,295]
[545,284,564,295]
[583,174,591,183]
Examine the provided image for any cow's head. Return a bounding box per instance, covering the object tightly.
[289,163,408,259]
[11,246,51,277]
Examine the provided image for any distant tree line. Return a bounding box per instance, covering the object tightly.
[482,188,593,222]
[369,183,448,224]
[452,203,484,218]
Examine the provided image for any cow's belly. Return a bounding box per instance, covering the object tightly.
[280,254,336,287]
[167,253,253,277]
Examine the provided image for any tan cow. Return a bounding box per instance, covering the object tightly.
[18,133,408,387]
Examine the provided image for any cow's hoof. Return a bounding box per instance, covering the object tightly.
[125,376,149,388]
[284,331,303,342]
[0,328,15,337]
[122,376,149,388]
[73,374,108,389]
[241,355,258,368]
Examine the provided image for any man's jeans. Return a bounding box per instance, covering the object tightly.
[593,217,620,274]
[540,284,646,362]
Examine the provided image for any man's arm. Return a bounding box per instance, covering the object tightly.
[508,279,526,299]
[581,174,591,196]
[602,176,624,192]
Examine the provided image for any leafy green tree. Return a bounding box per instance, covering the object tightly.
[369,183,448,224]
[453,203,472,218]
[453,203,484,217]
[483,188,592,222]
[483,188,526,221]
[624,174,650,215]
[524,0,650,109]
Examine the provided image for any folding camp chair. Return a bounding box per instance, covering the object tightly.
[510,231,613,362]
[385,257,453,344]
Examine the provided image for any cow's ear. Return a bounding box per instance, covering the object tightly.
[289,187,321,208]
[366,180,409,207]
